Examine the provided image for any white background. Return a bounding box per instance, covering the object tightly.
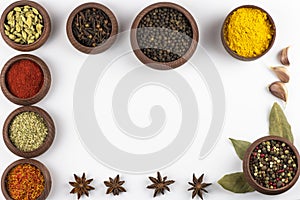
[1,0,300,199]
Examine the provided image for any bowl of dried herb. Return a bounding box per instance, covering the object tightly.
[0,54,51,106]
[66,2,118,54]
[1,159,51,200]
[243,136,300,195]
[0,0,51,52]
[221,5,276,61]
[130,2,199,70]
[3,106,55,158]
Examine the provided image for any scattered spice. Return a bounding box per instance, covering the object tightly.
[6,59,44,99]
[146,172,175,197]
[4,6,43,44]
[69,173,95,199]
[104,175,126,196]
[269,81,288,102]
[271,67,290,83]
[9,111,48,152]
[137,7,193,62]
[72,8,112,47]
[223,7,274,58]
[249,140,298,189]
[280,46,290,66]
[6,163,45,200]
[188,174,211,199]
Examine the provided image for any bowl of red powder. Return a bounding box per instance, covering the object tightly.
[1,159,51,200]
[0,54,51,105]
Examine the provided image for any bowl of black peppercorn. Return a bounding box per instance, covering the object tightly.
[130,2,199,70]
[66,2,118,54]
[243,136,300,195]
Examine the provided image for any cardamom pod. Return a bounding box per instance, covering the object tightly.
[281,46,290,66]
[271,67,290,83]
[269,81,288,102]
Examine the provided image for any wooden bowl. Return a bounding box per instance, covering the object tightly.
[0,1,51,52]
[243,136,300,195]
[130,2,199,70]
[1,159,51,200]
[66,2,118,54]
[221,5,276,61]
[0,54,51,106]
[3,106,55,158]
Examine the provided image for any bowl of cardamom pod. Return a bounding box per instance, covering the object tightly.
[243,136,300,195]
[221,5,276,61]
[1,159,51,200]
[130,2,199,70]
[0,0,51,52]
[66,2,118,54]
[3,106,55,158]
[0,54,51,106]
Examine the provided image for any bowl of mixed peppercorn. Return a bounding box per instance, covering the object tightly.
[243,136,300,195]
[130,2,199,70]
[1,159,51,200]
[0,0,51,51]
[66,2,118,54]
[3,106,55,158]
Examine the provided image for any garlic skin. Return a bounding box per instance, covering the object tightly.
[269,81,288,102]
[271,67,290,83]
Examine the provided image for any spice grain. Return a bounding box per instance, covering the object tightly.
[9,111,48,152]
[6,163,45,200]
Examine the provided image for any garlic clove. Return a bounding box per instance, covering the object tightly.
[271,67,290,83]
[280,46,290,66]
[269,81,288,102]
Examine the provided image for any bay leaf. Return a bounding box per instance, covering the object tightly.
[269,102,293,143]
[229,138,251,160]
[218,172,255,193]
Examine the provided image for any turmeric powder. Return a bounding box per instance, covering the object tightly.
[223,7,274,58]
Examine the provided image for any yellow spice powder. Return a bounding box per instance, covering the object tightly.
[224,7,274,58]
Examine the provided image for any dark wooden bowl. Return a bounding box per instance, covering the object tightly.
[66,2,118,54]
[1,159,51,200]
[243,136,300,195]
[130,2,199,70]
[221,5,276,61]
[3,106,55,158]
[0,1,51,51]
[0,54,51,106]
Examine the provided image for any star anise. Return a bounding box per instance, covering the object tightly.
[147,172,175,197]
[188,174,212,199]
[69,173,95,199]
[104,175,127,196]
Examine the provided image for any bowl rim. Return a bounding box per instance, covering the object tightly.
[3,106,55,158]
[1,159,51,200]
[66,2,118,54]
[243,135,300,195]
[221,5,276,61]
[0,54,51,106]
[130,2,199,70]
[0,0,51,52]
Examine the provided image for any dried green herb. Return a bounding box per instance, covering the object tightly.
[229,138,251,160]
[269,102,293,143]
[218,172,254,193]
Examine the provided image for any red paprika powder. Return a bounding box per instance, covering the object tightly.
[6,59,44,99]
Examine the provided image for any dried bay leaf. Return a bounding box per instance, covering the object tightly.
[269,102,293,143]
[229,138,251,160]
[218,172,255,193]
